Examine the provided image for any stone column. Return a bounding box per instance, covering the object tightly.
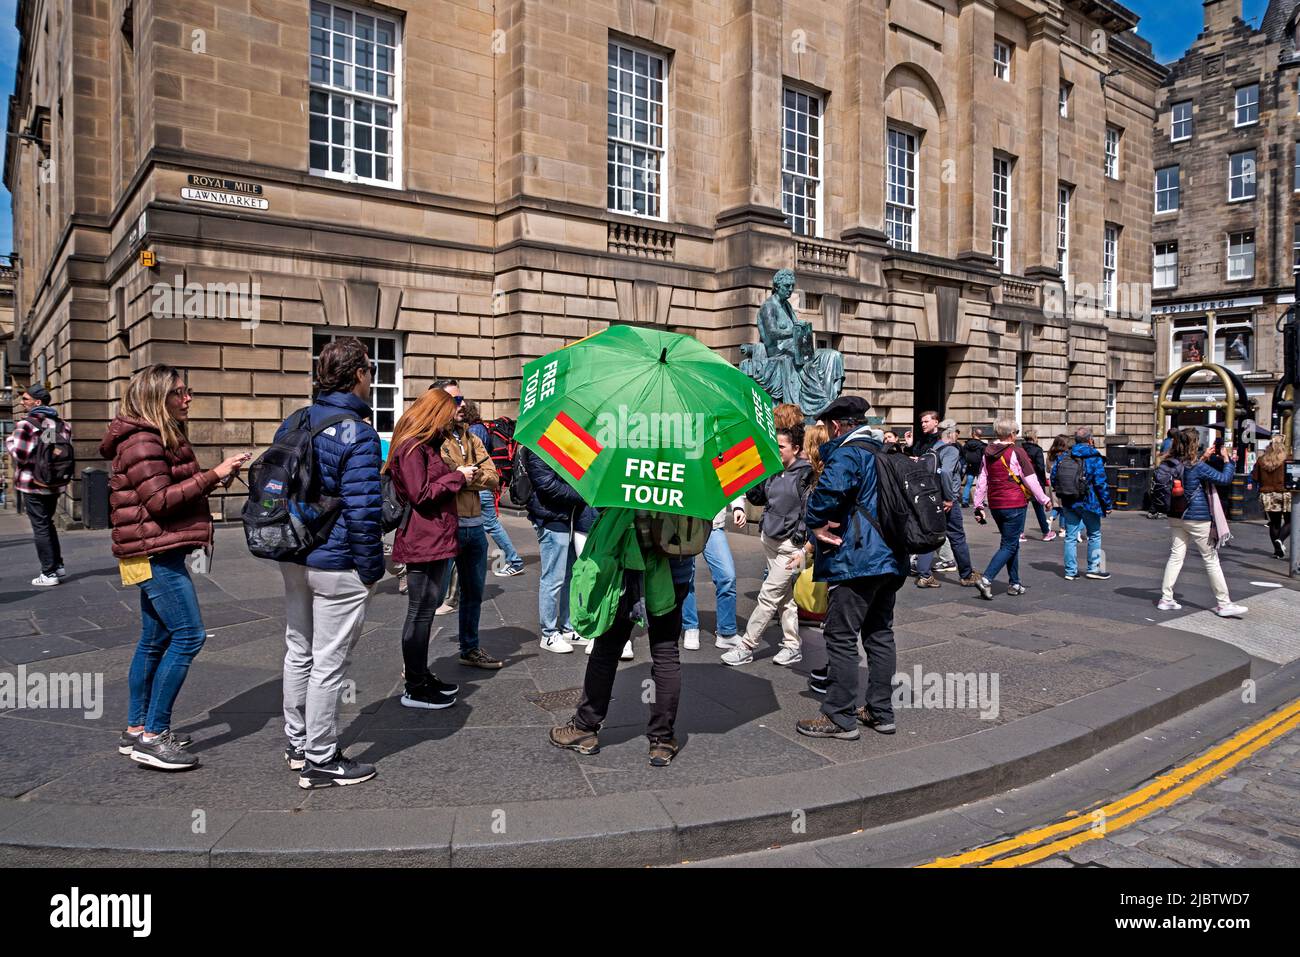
[841,0,887,246]
[1024,13,1065,278]
[955,0,998,267]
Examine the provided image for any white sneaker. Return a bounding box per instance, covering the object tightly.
[539,633,574,654]
[682,628,700,650]
[773,647,803,666]
[585,639,594,655]
[620,641,634,661]
[1214,603,1248,618]
[562,631,591,646]
[1156,598,1182,611]
[715,633,742,650]
[32,574,60,587]
[720,646,754,666]
[435,603,457,616]
[54,565,68,579]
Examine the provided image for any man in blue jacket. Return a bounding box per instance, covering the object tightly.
[1050,426,1113,581]
[795,396,907,740]
[276,337,384,789]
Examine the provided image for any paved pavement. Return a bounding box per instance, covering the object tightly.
[0,501,1290,863]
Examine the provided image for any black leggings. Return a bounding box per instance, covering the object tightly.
[1267,511,1291,548]
[401,559,451,686]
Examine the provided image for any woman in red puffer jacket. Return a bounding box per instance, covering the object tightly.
[101,364,248,772]
[971,417,1052,599]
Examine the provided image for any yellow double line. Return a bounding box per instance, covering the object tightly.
[920,697,1300,868]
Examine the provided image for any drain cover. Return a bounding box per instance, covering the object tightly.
[525,688,584,712]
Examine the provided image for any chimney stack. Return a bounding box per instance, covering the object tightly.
[1203,0,1243,34]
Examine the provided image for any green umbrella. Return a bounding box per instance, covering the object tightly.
[515,326,783,519]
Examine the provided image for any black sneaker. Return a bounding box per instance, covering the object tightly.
[809,666,830,696]
[119,728,192,756]
[458,648,504,670]
[298,751,377,789]
[401,679,457,710]
[284,746,306,771]
[130,730,199,771]
[1084,571,1111,580]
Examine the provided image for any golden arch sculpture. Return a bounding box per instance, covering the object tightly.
[1153,360,1254,461]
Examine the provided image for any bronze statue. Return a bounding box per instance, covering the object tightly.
[739,269,844,418]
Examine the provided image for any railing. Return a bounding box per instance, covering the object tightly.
[795,239,850,275]
[608,221,676,260]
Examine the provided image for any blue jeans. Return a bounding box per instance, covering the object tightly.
[535,522,576,639]
[479,490,523,570]
[128,549,207,733]
[454,525,488,652]
[982,507,1027,585]
[1061,507,1103,576]
[681,529,738,636]
[1030,498,1051,537]
[917,504,973,579]
[962,473,975,507]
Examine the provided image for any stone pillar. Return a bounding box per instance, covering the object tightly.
[955,0,997,266]
[1024,13,1065,277]
[841,0,887,243]
[718,0,786,225]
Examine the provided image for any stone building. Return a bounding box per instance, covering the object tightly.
[1152,0,1300,441]
[4,0,1162,524]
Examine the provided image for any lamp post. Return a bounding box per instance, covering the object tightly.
[1288,284,1300,579]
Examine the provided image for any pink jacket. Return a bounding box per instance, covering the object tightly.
[973,442,1051,511]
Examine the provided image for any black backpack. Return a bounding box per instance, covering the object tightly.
[1150,459,1187,517]
[242,408,357,561]
[27,414,76,489]
[379,442,428,534]
[843,439,947,554]
[485,417,518,488]
[509,444,534,507]
[1054,453,1090,503]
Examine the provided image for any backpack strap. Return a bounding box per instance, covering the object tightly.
[999,449,1029,496]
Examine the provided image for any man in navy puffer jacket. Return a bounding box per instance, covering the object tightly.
[795,395,907,742]
[274,337,384,790]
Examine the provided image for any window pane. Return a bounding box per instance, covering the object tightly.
[310,142,328,169]
[356,153,372,178]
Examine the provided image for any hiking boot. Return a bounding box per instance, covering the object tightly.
[772,647,803,666]
[795,714,860,740]
[284,746,306,770]
[648,739,679,767]
[131,730,199,771]
[1007,583,1028,596]
[549,718,599,755]
[720,645,754,666]
[959,574,981,587]
[458,648,504,669]
[975,577,994,600]
[915,575,941,588]
[298,751,377,789]
[119,728,191,756]
[854,707,897,734]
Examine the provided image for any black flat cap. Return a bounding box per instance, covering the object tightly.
[820,395,871,421]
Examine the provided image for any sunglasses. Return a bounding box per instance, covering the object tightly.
[453,395,464,406]
[168,387,194,400]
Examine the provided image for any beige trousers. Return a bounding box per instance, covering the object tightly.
[1161,519,1231,606]
[741,533,803,651]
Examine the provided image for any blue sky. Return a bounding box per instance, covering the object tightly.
[0,0,1277,261]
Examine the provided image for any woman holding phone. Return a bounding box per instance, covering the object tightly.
[101,364,248,770]
[385,389,472,708]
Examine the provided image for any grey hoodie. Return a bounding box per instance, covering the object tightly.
[745,456,815,543]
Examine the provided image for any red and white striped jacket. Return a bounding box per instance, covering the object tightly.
[5,409,73,494]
